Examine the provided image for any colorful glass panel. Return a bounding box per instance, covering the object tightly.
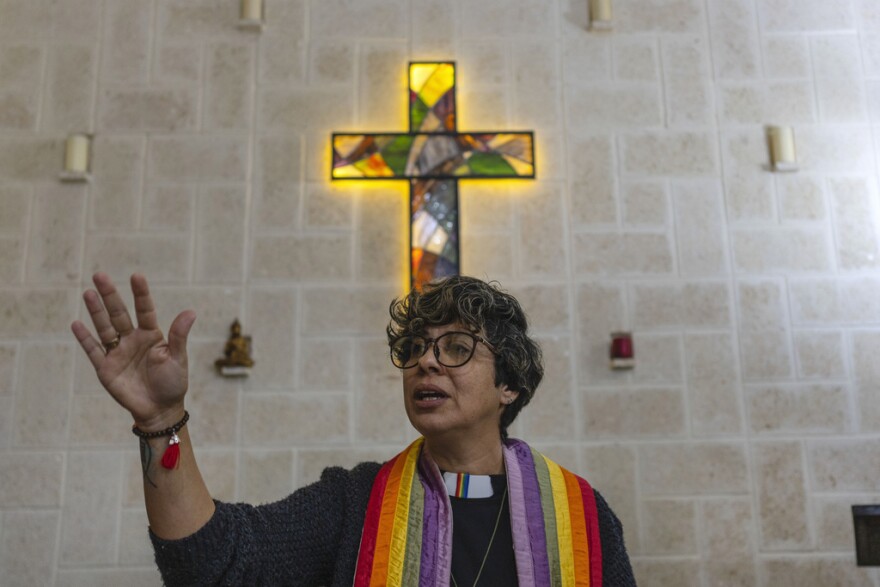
[330,62,535,290]
[331,133,534,179]
[409,63,455,132]
[411,179,458,289]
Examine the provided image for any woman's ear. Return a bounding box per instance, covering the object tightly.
[500,386,519,405]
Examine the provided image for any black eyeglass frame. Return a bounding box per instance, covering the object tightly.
[389,331,499,369]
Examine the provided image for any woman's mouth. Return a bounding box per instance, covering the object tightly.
[413,386,449,405]
[415,390,448,401]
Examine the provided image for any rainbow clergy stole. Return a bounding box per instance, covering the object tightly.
[354,437,604,587]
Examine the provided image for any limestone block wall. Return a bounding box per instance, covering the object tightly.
[1,0,879,585]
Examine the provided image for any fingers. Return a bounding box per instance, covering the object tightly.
[92,272,135,336]
[131,273,159,331]
[71,320,106,369]
[83,288,122,347]
[167,310,196,364]
[81,273,190,367]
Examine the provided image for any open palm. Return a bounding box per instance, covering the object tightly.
[71,273,196,431]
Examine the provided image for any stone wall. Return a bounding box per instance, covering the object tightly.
[1,0,879,585]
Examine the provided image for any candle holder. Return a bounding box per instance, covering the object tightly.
[589,0,613,30]
[609,331,634,370]
[238,0,264,30]
[767,125,798,172]
[59,133,93,182]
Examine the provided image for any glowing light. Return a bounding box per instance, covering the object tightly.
[330,62,536,291]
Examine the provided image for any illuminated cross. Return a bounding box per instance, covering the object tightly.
[331,62,536,290]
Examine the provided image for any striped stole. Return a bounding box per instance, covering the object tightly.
[353,437,603,587]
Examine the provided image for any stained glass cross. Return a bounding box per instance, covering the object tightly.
[331,62,536,290]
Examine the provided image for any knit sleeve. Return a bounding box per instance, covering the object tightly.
[594,490,638,587]
[149,462,381,586]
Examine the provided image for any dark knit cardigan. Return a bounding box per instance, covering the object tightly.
[151,462,636,586]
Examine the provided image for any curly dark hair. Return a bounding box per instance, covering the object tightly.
[387,275,543,439]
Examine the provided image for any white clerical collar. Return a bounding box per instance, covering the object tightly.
[442,471,495,498]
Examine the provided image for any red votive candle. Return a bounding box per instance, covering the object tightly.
[610,332,634,369]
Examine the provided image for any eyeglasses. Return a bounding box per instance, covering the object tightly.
[390,331,498,369]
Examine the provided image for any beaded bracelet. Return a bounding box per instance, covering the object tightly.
[132,411,189,469]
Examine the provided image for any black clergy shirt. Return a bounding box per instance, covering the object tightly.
[449,474,518,587]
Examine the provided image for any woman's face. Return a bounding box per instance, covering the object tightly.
[401,322,515,442]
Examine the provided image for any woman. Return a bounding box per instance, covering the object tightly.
[71,272,636,586]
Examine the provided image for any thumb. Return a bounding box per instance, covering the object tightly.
[168,310,196,363]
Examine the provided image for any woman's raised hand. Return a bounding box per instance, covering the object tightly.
[71,273,196,432]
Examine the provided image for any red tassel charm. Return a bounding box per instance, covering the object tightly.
[161,433,181,469]
[132,411,189,475]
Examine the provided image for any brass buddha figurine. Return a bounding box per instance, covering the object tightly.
[215,319,254,376]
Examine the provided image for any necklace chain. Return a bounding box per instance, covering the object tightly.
[451,486,508,587]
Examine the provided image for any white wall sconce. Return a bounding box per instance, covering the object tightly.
[589,0,612,30]
[60,133,92,182]
[239,0,264,30]
[767,125,798,172]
